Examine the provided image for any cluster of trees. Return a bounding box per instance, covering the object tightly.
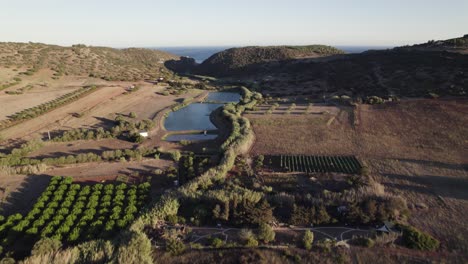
[2,86,97,129]
[101,148,158,162]
[1,140,160,168]
[178,183,273,227]
[0,176,150,256]
[0,139,43,166]
[266,191,407,227]
[178,153,210,184]
[344,196,408,224]
[401,225,439,251]
[52,116,154,143]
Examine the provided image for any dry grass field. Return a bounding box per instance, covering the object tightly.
[247,99,468,260]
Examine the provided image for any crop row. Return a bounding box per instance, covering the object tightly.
[0,86,97,129]
[268,155,361,174]
[0,176,150,254]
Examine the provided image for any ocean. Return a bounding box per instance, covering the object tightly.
[156,46,393,64]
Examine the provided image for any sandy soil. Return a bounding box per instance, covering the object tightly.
[0,86,80,120]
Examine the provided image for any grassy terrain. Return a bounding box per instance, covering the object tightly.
[0,42,178,82]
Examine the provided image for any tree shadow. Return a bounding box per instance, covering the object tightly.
[383,173,468,200]
[0,174,52,215]
[396,158,468,171]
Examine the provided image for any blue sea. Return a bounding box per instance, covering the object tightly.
[156,46,393,63]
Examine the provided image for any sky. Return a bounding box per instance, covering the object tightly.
[0,0,467,47]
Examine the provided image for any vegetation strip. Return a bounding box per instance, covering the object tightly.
[0,85,99,130]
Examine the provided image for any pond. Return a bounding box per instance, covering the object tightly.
[165,133,218,142]
[206,92,241,103]
[164,103,224,131]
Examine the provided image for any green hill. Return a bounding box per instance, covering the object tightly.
[196,45,344,76]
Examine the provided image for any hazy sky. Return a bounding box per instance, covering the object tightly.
[1,0,467,47]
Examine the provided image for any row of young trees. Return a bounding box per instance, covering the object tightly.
[274,155,362,174]
[52,116,154,143]
[0,176,150,257]
[1,142,160,167]
[1,86,97,129]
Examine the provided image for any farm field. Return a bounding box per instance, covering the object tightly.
[0,176,151,258]
[247,99,468,256]
[0,69,109,120]
[0,157,174,216]
[265,155,362,174]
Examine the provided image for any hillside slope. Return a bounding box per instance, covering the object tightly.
[180,36,468,98]
[399,34,468,54]
[0,42,178,81]
[195,45,344,76]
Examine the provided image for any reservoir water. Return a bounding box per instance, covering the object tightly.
[206,92,241,103]
[164,103,223,131]
[163,92,241,141]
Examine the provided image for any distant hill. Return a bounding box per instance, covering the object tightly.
[194,45,344,76]
[0,42,178,81]
[169,36,468,99]
[398,34,468,54]
[253,49,468,98]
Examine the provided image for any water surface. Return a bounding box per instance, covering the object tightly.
[164,103,223,131]
[206,92,241,103]
[165,134,218,142]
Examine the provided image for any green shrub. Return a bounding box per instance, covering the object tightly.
[303,230,314,250]
[350,236,374,248]
[169,150,181,162]
[257,223,275,243]
[402,225,439,251]
[246,237,259,247]
[210,237,224,248]
[166,239,186,256]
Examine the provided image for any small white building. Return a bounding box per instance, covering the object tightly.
[139,131,149,138]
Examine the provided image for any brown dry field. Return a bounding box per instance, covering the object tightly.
[247,99,468,258]
[0,69,109,119]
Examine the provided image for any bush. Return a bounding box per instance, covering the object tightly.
[402,225,439,251]
[129,112,137,118]
[31,238,62,256]
[302,230,314,250]
[210,237,224,248]
[116,231,152,264]
[239,228,255,243]
[257,223,275,243]
[246,237,259,247]
[169,150,181,162]
[350,236,374,248]
[166,239,186,256]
